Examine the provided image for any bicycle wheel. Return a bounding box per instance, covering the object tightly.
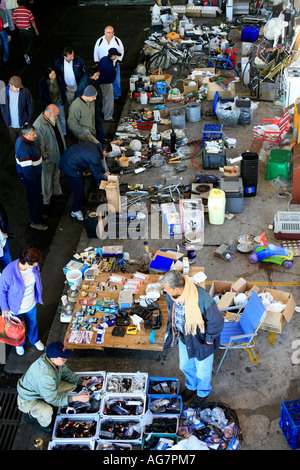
[188,54,216,73]
[146,51,169,74]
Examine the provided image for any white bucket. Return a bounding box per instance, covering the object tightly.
[208,189,226,225]
[140,91,148,105]
[66,269,83,288]
[241,57,250,85]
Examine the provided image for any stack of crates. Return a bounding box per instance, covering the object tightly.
[279,399,300,450]
[202,124,223,146]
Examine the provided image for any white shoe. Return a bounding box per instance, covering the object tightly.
[35,340,45,351]
[71,211,84,221]
[16,346,25,355]
[24,54,31,64]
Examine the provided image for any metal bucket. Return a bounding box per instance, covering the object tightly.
[186,102,201,122]
[170,107,186,129]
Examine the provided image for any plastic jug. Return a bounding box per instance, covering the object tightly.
[208,189,225,225]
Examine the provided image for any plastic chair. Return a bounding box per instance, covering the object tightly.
[214,291,266,374]
[251,109,291,152]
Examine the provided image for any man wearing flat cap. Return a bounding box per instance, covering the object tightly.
[17,341,92,429]
[98,47,122,122]
[0,75,34,145]
[67,84,100,144]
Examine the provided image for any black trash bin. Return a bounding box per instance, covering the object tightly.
[241,152,259,197]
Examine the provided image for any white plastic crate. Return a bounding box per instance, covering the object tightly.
[98,416,143,444]
[96,440,132,450]
[52,414,100,440]
[100,394,146,417]
[48,438,95,450]
[104,372,148,394]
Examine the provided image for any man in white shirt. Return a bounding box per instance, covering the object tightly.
[93,25,124,100]
[55,47,86,105]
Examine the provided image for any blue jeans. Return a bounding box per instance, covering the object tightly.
[113,64,121,99]
[179,339,214,397]
[0,241,12,270]
[0,30,10,62]
[17,305,39,347]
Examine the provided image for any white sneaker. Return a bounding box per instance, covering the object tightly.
[71,211,84,221]
[24,54,31,64]
[35,340,45,351]
[16,346,25,355]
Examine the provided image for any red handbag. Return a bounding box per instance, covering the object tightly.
[0,313,25,346]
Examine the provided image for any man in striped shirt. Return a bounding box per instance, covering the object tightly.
[15,124,48,231]
[12,0,39,65]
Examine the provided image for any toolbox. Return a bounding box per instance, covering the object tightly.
[203,141,226,169]
[220,176,244,213]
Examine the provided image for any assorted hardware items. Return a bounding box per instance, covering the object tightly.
[55,417,97,439]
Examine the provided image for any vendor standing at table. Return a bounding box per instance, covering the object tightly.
[17,342,91,430]
[161,270,224,408]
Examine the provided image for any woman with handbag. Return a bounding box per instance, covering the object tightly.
[0,247,45,355]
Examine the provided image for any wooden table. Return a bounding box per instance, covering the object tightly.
[64,273,169,352]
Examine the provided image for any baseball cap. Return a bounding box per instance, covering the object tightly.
[9,76,23,88]
[83,85,97,97]
[108,47,121,57]
[46,342,73,359]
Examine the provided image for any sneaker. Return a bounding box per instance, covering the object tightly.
[30,222,48,231]
[16,346,25,355]
[180,388,196,403]
[35,340,45,351]
[24,54,31,64]
[71,210,84,221]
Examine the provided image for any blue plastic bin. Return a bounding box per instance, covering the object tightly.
[202,124,223,145]
[241,27,259,43]
[146,377,180,395]
[279,399,300,450]
[148,394,182,415]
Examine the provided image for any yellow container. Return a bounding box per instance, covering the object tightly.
[208,189,225,225]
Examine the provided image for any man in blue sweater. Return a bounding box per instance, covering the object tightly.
[15,124,48,231]
[98,47,121,122]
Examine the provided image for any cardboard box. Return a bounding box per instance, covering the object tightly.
[231,278,260,295]
[261,288,296,334]
[100,175,120,213]
[183,79,198,95]
[209,280,232,298]
[190,68,215,86]
[206,81,235,101]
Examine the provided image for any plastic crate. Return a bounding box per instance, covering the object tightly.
[202,124,223,145]
[98,417,143,444]
[100,394,146,417]
[52,414,100,440]
[148,394,182,416]
[104,372,148,394]
[143,414,179,435]
[146,376,180,395]
[48,438,95,450]
[142,433,178,450]
[241,26,259,43]
[279,399,300,450]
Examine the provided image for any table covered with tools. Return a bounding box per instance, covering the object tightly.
[63,272,169,351]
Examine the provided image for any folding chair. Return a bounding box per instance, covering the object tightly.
[251,109,292,152]
[214,291,266,374]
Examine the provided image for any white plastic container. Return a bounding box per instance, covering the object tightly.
[140,91,148,105]
[241,57,250,85]
[208,189,226,225]
[66,269,83,288]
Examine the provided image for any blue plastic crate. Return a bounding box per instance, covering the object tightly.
[202,124,223,145]
[279,399,300,450]
[146,376,180,395]
[241,26,259,43]
[148,394,182,416]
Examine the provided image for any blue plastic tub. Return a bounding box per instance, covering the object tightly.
[241,27,259,43]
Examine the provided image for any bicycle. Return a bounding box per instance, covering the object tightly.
[145,36,216,79]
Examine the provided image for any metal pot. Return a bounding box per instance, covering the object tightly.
[237,234,254,244]
[237,243,253,253]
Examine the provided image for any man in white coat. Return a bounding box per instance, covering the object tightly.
[93,25,124,100]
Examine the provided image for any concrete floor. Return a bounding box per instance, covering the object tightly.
[0,0,299,452]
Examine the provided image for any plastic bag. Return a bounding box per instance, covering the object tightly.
[0,313,25,346]
[216,102,240,126]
